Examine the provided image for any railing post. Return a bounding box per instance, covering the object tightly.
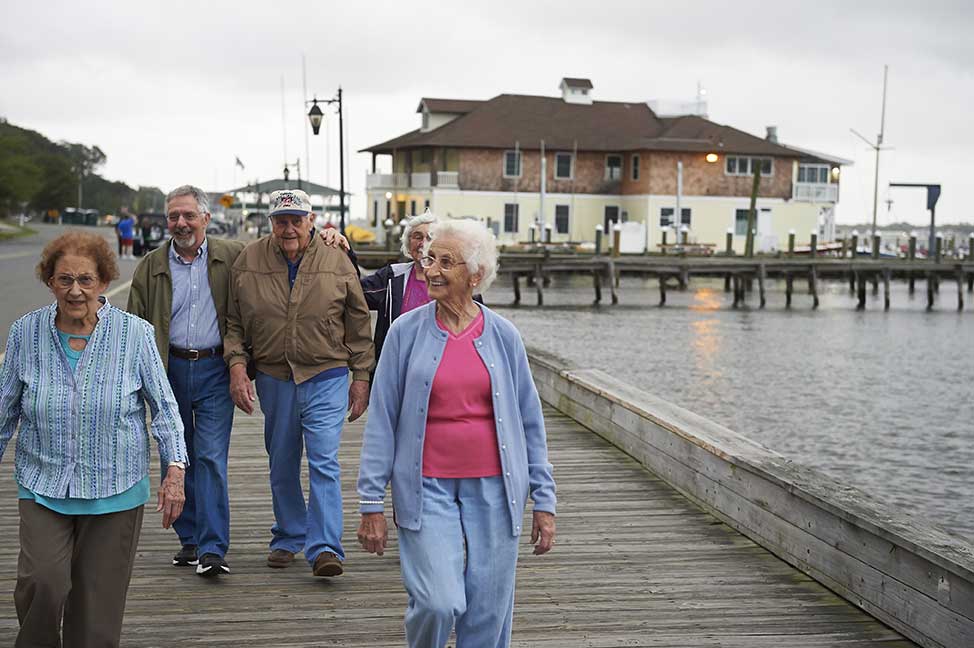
[612,224,622,258]
[908,232,917,295]
[384,218,395,253]
[968,234,974,261]
[725,228,734,256]
[660,229,668,255]
[936,233,944,263]
[595,225,603,255]
[872,233,881,260]
[810,230,818,257]
[787,229,795,257]
[544,224,552,244]
[529,224,537,244]
[850,230,859,259]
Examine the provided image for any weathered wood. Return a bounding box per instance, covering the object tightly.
[529,351,974,648]
[928,273,936,311]
[512,273,521,305]
[809,266,820,309]
[784,271,792,308]
[758,265,767,308]
[883,269,892,311]
[856,272,867,310]
[534,264,544,306]
[658,274,666,306]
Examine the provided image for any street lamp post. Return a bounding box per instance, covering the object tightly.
[308,88,346,234]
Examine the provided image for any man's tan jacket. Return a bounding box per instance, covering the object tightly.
[224,233,375,384]
[127,238,245,370]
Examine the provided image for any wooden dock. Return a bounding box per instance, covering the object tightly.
[0,400,917,646]
[355,250,974,311]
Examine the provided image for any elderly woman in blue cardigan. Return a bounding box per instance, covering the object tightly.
[357,218,556,648]
[0,232,188,648]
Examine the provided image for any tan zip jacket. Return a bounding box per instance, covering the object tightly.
[224,233,374,384]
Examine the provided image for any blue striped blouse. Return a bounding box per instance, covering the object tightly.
[0,298,188,499]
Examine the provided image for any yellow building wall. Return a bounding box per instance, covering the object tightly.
[370,188,824,252]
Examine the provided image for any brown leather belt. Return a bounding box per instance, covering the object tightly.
[170,346,224,361]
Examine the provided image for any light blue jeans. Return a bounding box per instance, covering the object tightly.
[398,476,520,648]
[167,354,235,558]
[255,370,347,564]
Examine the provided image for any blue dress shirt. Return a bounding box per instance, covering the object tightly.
[169,238,222,350]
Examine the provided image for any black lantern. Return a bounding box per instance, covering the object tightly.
[307,98,324,135]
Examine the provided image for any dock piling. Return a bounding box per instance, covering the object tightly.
[592,270,602,304]
[758,265,767,308]
[927,273,935,311]
[856,272,866,310]
[607,260,618,305]
[534,264,544,306]
[512,274,521,305]
[908,234,917,294]
[658,275,666,306]
[957,269,965,311]
[809,266,819,309]
[883,269,891,311]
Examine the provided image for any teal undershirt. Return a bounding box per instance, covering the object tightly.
[17,331,150,515]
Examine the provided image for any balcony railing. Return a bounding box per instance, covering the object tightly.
[794,183,838,202]
[436,171,458,188]
[366,171,460,190]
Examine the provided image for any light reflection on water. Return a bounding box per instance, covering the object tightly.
[489,274,974,541]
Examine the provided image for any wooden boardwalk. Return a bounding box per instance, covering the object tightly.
[0,405,914,647]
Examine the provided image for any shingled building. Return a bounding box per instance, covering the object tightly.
[361,78,847,251]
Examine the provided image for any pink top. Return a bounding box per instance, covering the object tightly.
[422,310,502,478]
[401,265,433,315]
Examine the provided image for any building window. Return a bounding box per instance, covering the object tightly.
[798,163,829,184]
[631,154,640,181]
[555,153,573,180]
[735,209,754,235]
[555,205,570,234]
[726,156,773,177]
[503,150,522,178]
[410,200,416,216]
[424,199,430,211]
[605,155,623,181]
[504,203,519,232]
[660,207,691,228]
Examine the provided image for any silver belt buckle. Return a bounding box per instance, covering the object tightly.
[187,349,200,360]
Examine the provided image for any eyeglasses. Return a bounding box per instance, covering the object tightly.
[53,274,98,289]
[420,255,466,271]
[167,211,202,223]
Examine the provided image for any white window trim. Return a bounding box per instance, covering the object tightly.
[555,204,571,234]
[554,152,574,180]
[605,154,623,181]
[631,154,640,181]
[725,155,774,178]
[503,150,522,179]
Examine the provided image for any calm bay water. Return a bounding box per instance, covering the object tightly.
[489,274,974,541]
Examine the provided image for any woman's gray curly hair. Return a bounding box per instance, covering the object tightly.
[400,210,438,257]
[426,218,499,292]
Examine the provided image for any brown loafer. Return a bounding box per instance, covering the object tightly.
[267,549,295,569]
[312,551,344,577]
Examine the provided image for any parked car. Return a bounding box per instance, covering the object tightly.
[133,213,168,256]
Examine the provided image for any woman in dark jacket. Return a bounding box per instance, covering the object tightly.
[359,211,437,362]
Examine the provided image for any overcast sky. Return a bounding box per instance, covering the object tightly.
[2,0,972,226]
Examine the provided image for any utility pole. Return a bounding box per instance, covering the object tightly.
[851,65,889,238]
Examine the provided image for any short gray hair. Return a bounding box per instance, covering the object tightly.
[166,185,210,215]
[400,211,438,257]
[428,218,499,292]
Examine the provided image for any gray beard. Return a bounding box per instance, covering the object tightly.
[173,235,196,250]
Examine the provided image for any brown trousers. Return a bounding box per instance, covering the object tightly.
[15,500,144,648]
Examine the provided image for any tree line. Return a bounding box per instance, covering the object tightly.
[0,118,164,219]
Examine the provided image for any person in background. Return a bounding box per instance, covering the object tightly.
[116,209,135,259]
[225,189,374,578]
[357,218,556,648]
[128,184,244,577]
[0,231,188,647]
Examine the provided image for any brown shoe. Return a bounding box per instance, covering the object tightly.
[267,549,295,568]
[312,551,344,577]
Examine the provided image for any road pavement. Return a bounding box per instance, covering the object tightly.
[0,223,139,352]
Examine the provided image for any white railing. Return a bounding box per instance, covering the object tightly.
[411,172,432,188]
[436,171,459,187]
[793,183,838,202]
[366,173,408,189]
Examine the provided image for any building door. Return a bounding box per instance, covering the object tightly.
[603,206,620,234]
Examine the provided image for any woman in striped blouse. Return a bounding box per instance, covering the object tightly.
[0,231,189,648]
